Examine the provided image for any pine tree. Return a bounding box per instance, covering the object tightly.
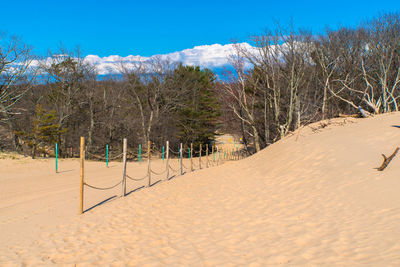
[170,65,221,151]
[16,104,67,158]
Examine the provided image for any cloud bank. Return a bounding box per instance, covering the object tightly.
[82,43,255,75]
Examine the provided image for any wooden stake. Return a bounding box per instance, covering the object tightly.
[216,146,218,166]
[199,144,202,169]
[206,145,209,168]
[147,141,151,187]
[212,144,215,162]
[79,137,84,214]
[122,138,127,196]
[190,143,193,171]
[166,141,169,180]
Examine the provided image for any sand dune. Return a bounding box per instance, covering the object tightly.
[1,113,400,265]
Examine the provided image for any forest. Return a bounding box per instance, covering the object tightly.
[1,12,399,158]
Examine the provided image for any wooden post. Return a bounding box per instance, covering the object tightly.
[217,147,220,166]
[180,143,183,175]
[206,145,209,168]
[190,143,193,171]
[122,138,127,196]
[79,137,84,214]
[199,144,202,169]
[166,141,169,180]
[212,144,215,162]
[147,141,151,187]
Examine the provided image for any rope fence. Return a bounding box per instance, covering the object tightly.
[126,174,148,181]
[78,137,246,214]
[83,180,123,190]
[86,151,123,161]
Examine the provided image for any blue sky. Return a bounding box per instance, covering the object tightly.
[1,0,399,57]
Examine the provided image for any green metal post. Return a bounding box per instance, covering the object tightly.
[55,142,58,173]
[162,146,165,161]
[139,144,141,162]
[106,144,109,167]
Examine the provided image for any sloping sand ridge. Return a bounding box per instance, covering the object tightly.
[1,113,400,265]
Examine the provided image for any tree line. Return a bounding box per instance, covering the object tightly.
[0,12,399,158]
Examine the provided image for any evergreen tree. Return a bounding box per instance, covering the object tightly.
[170,65,221,151]
[16,104,67,158]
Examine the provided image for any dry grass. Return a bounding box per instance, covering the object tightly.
[0,151,25,160]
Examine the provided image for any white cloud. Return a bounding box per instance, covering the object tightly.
[82,42,255,75]
[23,43,259,75]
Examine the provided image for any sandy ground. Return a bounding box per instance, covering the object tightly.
[1,113,400,266]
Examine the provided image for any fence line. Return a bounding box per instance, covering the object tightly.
[79,137,245,214]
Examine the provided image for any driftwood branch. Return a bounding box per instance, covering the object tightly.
[358,106,372,118]
[338,113,359,118]
[376,147,399,171]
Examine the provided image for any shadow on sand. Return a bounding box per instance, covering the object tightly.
[83,195,118,213]
[125,185,145,196]
[56,169,74,174]
[83,171,189,213]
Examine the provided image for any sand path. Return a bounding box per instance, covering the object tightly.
[1,113,400,265]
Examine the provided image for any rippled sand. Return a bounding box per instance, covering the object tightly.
[1,113,400,266]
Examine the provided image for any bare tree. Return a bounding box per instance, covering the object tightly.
[41,46,95,154]
[238,24,312,141]
[119,57,176,146]
[325,13,400,114]
[312,31,340,119]
[219,45,261,152]
[361,13,400,113]
[0,33,35,149]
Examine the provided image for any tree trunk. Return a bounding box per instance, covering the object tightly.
[263,90,270,144]
[31,144,36,159]
[251,125,261,152]
[87,100,95,152]
[321,79,329,120]
[295,94,301,129]
[239,107,249,154]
